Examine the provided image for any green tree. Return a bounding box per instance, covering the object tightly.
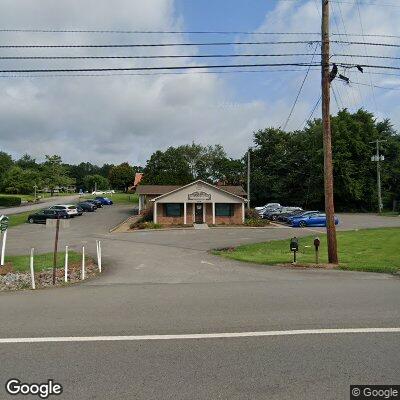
[108,162,136,191]
[2,166,41,194]
[41,155,75,196]
[0,151,14,187]
[83,174,110,192]
[15,154,39,170]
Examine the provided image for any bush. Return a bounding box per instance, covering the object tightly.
[140,207,154,222]
[245,208,261,220]
[0,196,22,207]
[244,218,270,227]
[130,221,162,230]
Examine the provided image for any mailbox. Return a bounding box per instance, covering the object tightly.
[290,237,299,252]
[314,237,320,250]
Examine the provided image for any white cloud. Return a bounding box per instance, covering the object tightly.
[0,0,398,165]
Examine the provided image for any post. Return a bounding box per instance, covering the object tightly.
[98,241,102,273]
[96,240,102,273]
[183,202,187,225]
[377,142,382,213]
[30,248,35,290]
[321,0,338,264]
[153,202,157,224]
[64,245,69,283]
[81,246,86,280]
[242,203,245,224]
[1,229,7,266]
[212,202,216,225]
[247,148,251,209]
[52,218,60,285]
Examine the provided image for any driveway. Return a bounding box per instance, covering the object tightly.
[1,206,399,399]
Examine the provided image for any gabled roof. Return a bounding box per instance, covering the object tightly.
[148,180,247,202]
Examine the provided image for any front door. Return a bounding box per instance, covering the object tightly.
[195,203,204,223]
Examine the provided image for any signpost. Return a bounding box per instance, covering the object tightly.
[0,215,9,266]
[290,237,299,264]
[46,218,69,284]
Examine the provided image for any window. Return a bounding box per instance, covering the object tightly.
[165,203,182,217]
[215,203,234,217]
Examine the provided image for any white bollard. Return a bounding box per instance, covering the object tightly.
[64,245,69,283]
[97,240,102,273]
[30,248,35,290]
[1,229,7,266]
[81,246,85,280]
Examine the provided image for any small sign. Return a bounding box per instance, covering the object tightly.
[188,191,211,201]
[0,216,9,232]
[46,219,70,229]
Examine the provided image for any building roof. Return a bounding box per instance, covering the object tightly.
[136,183,247,197]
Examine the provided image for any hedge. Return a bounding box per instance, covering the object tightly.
[0,196,22,207]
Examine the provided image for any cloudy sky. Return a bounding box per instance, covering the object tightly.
[0,0,399,165]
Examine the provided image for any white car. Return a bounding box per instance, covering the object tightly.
[91,190,115,195]
[50,204,79,217]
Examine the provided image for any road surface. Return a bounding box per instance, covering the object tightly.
[1,206,399,399]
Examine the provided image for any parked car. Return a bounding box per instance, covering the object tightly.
[255,203,281,215]
[255,203,281,211]
[85,199,103,208]
[277,209,306,223]
[27,209,69,224]
[263,206,302,221]
[95,196,113,205]
[77,201,96,212]
[292,213,339,228]
[285,210,320,223]
[76,205,83,216]
[50,204,79,217]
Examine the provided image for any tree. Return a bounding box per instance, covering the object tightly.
[41,155,75,195]
[83,174,110,192]
[16,154,39,170]
[2,166,41,194]
[0,151,14,186]
[108,162,136,192]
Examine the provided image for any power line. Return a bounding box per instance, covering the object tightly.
[298,95,322,130]
[281,44,319,130]
[1,28,398,39]
[0,40,318,48]
[0,62,323,73]
[1,39,399,49]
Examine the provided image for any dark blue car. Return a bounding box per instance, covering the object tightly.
[292,213,339,228]
[95,196,113,205]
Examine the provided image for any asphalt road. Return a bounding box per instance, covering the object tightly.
[1,206,399,399]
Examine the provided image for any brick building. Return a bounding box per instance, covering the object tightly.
[136,180,247,225]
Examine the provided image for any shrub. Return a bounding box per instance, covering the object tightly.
[140,207,153,222]
[245,208,261,220]
[0,196,22,207]
[244,218,270,227]
[130,221,162,230]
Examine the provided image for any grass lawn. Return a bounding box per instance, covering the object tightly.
[84,192,138,204]
[7,211,33,228]
[5,251,87,272]
[213,227,400,274]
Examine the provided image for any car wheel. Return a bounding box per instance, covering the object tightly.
[28,217,34,224]
[299,221,307,228]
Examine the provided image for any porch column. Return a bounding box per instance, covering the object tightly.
[183,202,187,225]
[212,202,216,225]
[153,202,158,224]
[138,195,142,213]
[203,203,206,223]
[242,203,245,223]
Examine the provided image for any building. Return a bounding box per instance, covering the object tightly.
[136,180,247,225]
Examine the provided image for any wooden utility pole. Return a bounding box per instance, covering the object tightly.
[52,218,60,284]
[321,0,338,264]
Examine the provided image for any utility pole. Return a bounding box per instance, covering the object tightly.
[321,0,338,264]
[370,139,387,213]
[247,148,251,209]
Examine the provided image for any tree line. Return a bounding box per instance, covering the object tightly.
[0,153,142,195]
[1,109,399,210]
